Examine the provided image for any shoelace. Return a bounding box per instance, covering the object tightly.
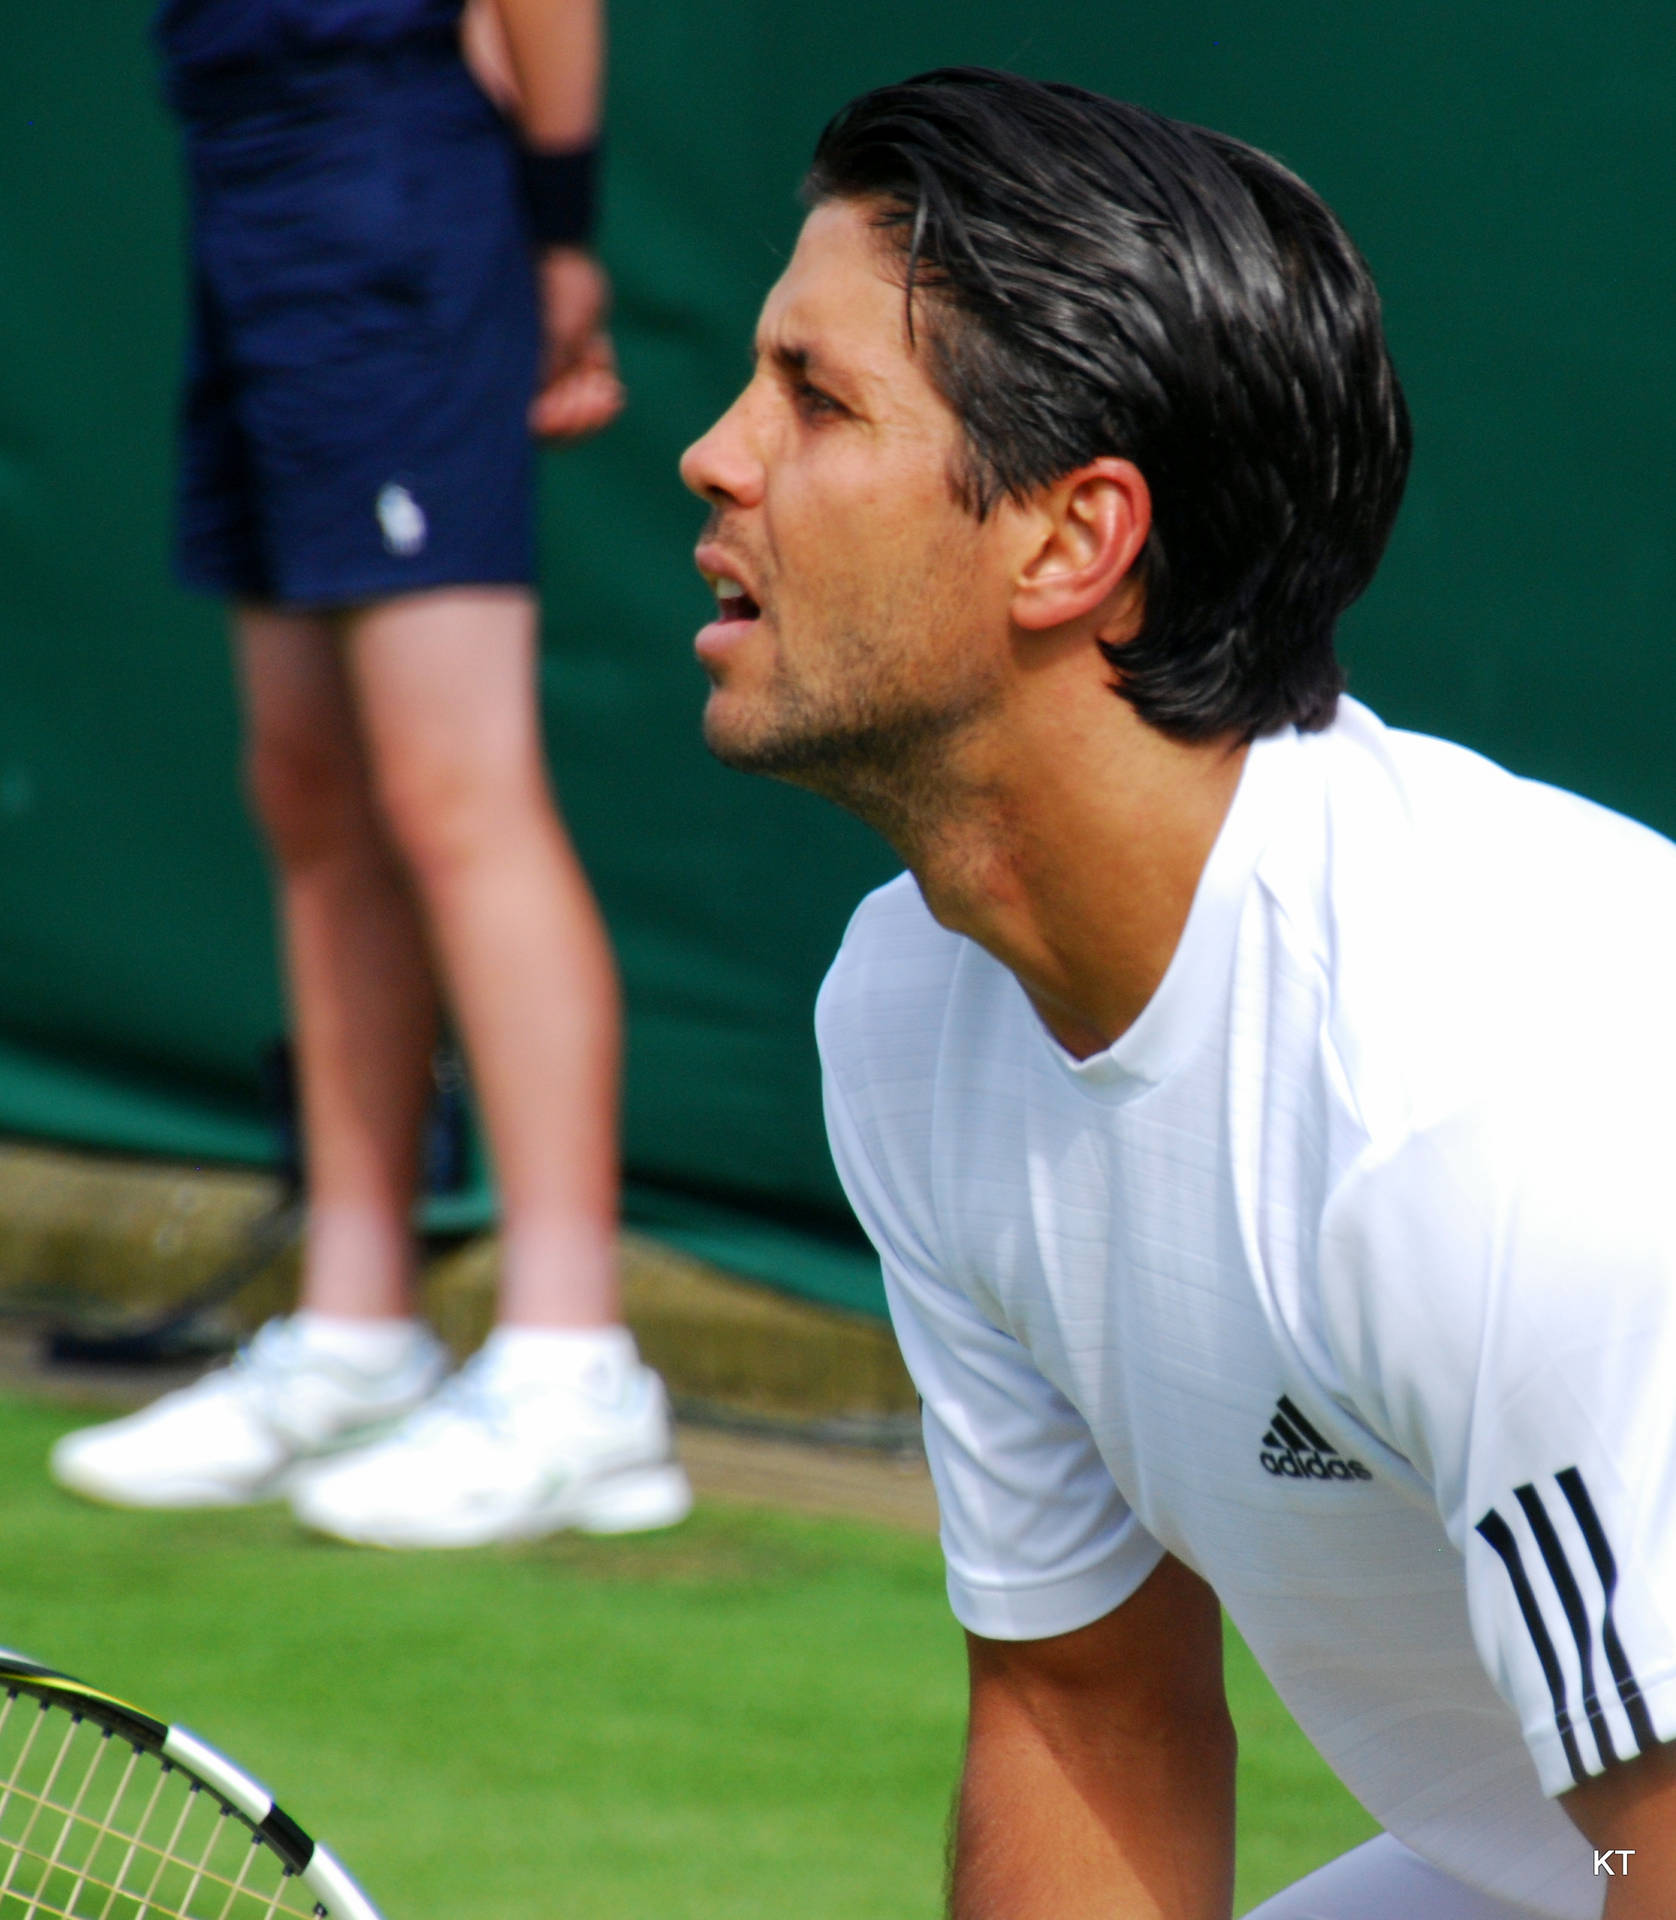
[398,1363,512,1444]
[411,1361,643,1451]
[201,1322,300,1404]
[217,1322,417,1431]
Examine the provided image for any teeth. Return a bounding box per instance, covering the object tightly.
[714,578,745,599]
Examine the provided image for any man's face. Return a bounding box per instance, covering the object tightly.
[679,199,1019,798]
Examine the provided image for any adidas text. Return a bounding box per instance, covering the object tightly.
[1260,1449,1372,1481]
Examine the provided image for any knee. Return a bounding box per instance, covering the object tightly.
[243,727,375,869]
[372,752,548,888]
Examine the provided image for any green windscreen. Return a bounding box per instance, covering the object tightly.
[1,3,1670,1316]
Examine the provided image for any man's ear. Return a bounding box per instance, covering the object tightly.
[1010,458,1150,639]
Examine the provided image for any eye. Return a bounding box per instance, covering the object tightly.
[792,378,847,421]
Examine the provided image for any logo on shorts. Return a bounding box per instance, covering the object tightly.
[1259,1395,1372,1482]
[376,482,427,558]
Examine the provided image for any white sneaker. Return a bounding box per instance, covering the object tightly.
[288,1341,693,1548]
[49,1317,452,1509]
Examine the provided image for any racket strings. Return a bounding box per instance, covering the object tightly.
[91,1758,172,1920]
[0,1698,319,1920]
[27,1736,141,1920]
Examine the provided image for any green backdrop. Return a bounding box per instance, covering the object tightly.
[2,4,1671,1316]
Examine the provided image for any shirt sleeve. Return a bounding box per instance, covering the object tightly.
[820,1021,1164,1642]
[1318,1094,1676,1798]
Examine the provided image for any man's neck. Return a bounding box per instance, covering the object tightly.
[881,695,1249,1061]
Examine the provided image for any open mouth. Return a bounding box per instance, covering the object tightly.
[714,577,761,623]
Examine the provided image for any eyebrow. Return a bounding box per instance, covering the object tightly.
[759,338,818,379]
[758,337,878,418]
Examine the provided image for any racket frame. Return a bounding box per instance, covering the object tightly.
[0,1651,383,1920]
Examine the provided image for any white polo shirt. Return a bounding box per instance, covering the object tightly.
[817,698,1676,1920]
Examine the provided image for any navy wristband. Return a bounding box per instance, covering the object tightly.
[517,141,600,248]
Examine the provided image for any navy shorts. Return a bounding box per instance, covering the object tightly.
[174,42,540,608]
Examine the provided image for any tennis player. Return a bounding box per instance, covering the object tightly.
[680,69,1676,1920]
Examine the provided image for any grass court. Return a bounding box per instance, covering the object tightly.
[0,1393,1374,1916]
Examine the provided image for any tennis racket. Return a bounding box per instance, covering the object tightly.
[0,1652,381,1920]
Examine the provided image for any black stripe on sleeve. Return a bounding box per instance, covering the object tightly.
[1476,1507,1588,1786]
[1556,1467,1656,1755]
[1277,1396,1339,1455]
[1514,1483,1617,1770]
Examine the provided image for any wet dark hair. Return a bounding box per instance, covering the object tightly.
[804,68,1412,741]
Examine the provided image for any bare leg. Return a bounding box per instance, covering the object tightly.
[344,587,621,1329]
[57,594,659,1532]
[235,606,440,1320]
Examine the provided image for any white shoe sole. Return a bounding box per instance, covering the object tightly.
[49,1457,290,1510]
[574,1462,694,1536]
[50,1416,426,1513]
[292,1461,695,1549]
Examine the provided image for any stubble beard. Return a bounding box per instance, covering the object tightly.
[703,631,1001,856]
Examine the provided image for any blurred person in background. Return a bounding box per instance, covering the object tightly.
[51,0,691,1548]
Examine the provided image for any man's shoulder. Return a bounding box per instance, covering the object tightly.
[1323,701,1676,907]
[1296,705,1676,1120]
[815,876,989,1244]
[833,869,947,953]
[816,872,969,1057]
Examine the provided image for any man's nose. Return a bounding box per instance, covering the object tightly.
[679,394,763,507]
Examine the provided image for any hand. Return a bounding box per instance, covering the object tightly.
[531,247,625,441]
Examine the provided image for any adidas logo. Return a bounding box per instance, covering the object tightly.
[1259,1394,1372,1482]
